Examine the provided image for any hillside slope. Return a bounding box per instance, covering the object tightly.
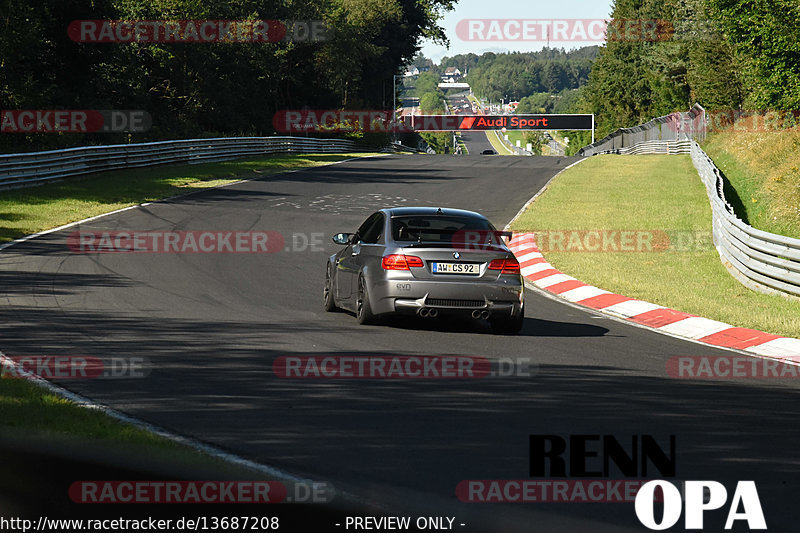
[702,128,800,238]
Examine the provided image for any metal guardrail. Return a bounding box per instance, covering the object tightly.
[590,139,692,156]
[579,104,706,156]
[578,104,800,298]
[385,142,424,153]
[691,141,800,298]
[494,131,532,156]
[0,137,366,190]
[546,140,566,156]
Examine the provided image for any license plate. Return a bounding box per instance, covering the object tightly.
[431,262,480,275]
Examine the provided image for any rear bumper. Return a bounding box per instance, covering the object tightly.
[369,277,524,316]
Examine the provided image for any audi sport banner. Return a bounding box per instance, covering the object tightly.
[272,110,594,133]
[404,114,594,131]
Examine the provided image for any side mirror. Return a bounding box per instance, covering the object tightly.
[332,233,352,245]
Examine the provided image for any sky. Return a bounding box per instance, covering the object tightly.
[420,0,616,63]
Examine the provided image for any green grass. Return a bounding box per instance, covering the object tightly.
[505,131,526,147]
[486,131,515,155]
[0,153,372,243]
[0,376,170,444]
[0,151,376,451]
[0,375,269,473]
[455,133,469,155]
[702,129,800,238]
[511,154,800,338]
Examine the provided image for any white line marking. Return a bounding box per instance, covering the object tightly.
[521,262,554,276]
[517,251,543,262]
[659,317,732,340]
[560,285,609,303]
[745,337,800,358]
[534,273,575,288]
[602,300,663,318]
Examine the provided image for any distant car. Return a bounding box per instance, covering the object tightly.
[481,149,495,155]
[324,207,524,333]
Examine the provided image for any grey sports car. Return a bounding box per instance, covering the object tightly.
[324,207,525,334]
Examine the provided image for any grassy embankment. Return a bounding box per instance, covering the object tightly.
[511,152,800,338]
[702,129,800,238]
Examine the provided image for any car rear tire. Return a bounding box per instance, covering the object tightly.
[324,264,338,312]
[357,275,377,325]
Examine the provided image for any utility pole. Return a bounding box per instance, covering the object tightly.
[392,74,400,144]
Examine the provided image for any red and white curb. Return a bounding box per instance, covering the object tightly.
[508,232,800,361]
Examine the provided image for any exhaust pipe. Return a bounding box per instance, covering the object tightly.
[480,310,491,319]
[418,308,430,318]
[428,309,439,318]
[471,310,482,319]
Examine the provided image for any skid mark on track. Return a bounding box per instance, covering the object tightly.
[266,193,436,215]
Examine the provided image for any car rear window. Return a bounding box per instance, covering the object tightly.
[391,215,495,243]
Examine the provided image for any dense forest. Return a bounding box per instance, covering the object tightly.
[3,0,798,155]
[0,0,455,152]
[426,47,598,153]
[456,0,800,153]
[446,47,597,102]
[587,0,800,139]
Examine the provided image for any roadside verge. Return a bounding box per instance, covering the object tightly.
[506,154,800,360]
[0,153,381,466]
[0,153,377,244]
[486,131,516,155]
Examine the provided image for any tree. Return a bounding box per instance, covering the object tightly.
[706,0,800,109]
[0,0,458,153]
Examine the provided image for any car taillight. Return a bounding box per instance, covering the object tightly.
[488,257,520,274]
[382,254,424,270]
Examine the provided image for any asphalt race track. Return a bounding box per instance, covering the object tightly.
[459,131,495,155]
[2,154,799,532]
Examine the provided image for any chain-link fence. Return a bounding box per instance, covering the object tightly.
[579,104,706,156]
